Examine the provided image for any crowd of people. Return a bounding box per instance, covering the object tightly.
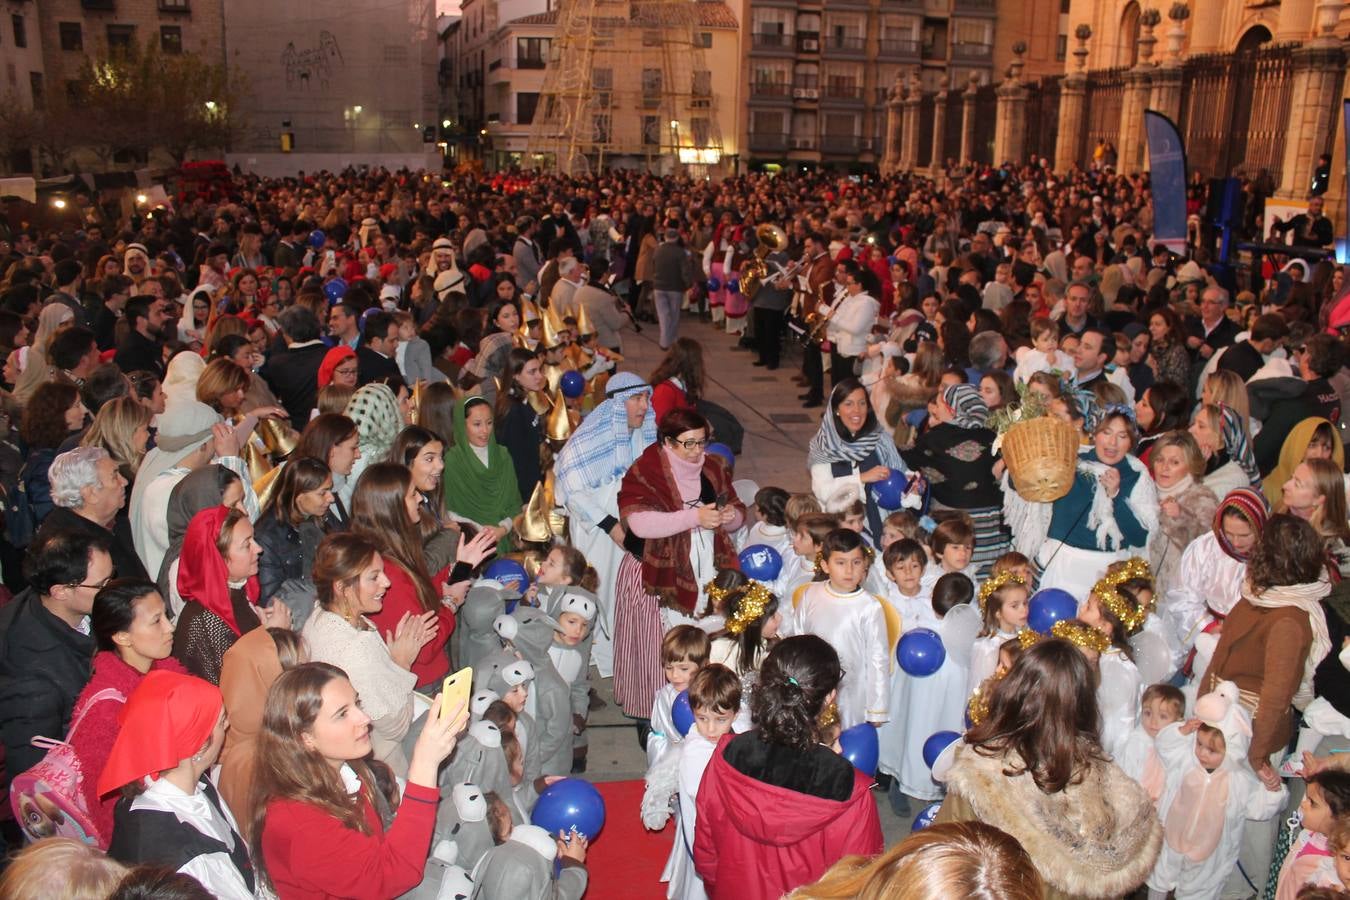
[0,155,1345,900]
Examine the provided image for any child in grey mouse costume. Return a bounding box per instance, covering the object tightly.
[455,579,523,673]
[470,823,588,900]
[441,718,522,825]
[494,605,575,781]
[538,585,598,773]
[475,647,546,814]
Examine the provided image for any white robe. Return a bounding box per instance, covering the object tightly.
[1162,532,1247,668]
[660,729,718,900]
[556,475,624,677]
[788,582,893,728]
[1098,649,1143,761]
[647,683,682,770]
[968,629,1019,700]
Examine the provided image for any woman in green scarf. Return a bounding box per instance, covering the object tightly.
[443,396,522,555]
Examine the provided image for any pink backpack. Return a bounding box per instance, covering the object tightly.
[10,687,125,846]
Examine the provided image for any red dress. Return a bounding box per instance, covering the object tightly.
[260,781,438,900]
[366,560,454,688]
[694,732,883,900]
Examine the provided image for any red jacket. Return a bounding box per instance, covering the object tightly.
[260,781,438,900]
[651,379,693,430]
[366,560,454,688]
[694,733,883,900]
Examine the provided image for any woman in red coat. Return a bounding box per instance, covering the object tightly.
[67,579,186,848]
[694,635,883,900]
[649,337,704,427]
[252,661,467,900]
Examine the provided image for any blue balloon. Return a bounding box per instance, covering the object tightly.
[323,278,348,303]
[308,229,326,249]
[738,544,782,582]
[560,370,586,399]
[531,778,606,840]
[922,730,960,770]
[484,558,529,594]
[897,628,946,677]
[671,690,694,736]
[911,802,941,832]
[728,279,740,294]
[706,277,722,292]
[870,469,907,509]
[706,442,735,468]
[1027,588,1078,635]
[886,255,898,265]
[838,723,879,776]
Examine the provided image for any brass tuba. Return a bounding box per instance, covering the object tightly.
[738,224,789,299]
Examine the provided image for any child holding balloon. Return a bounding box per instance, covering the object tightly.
[649,626,711,768]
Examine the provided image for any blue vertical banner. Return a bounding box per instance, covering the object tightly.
[1339,99,1350,264]
[1145,109,1188,256]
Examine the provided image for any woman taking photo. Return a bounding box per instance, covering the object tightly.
[935,640,1162,899]
[902,383,1006,575]
[1189,403,1260,499]
[251,660,466,899]
[65,579,185,849]
[293,414,360,530]
[99,670,253,899]
[1007,407,1157,599]
[614,408,744,719]
[174,505,287,684]
[301,532,437,776]
[1147,430,1218,602]
[809,378,910,544]
[253,457,333,610]
[442,396,521,555]
[694,635,883,900]
[494,347,549,504]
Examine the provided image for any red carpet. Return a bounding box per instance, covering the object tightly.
[585,779,673,900]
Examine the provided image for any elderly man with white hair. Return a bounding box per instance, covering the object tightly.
[549,256,584,319]
[35,446,147,580]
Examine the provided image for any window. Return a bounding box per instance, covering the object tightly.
[696,32,712,48]
[1055,33,1067,60]
[642,115,661,145]
[692,70,711,97]
[160,26,182,54]
[29,72,43,109]
[11,15,25,49]
[591,114,611,143]
[751,110,784,134]
[592,67,613,90]
[159,0,191,9]
[516,92,539,124]
[59,22,83,51]
[107,25,136,50]
[691,117,710,147]
[641,68,662,108]
[516,37,548,68]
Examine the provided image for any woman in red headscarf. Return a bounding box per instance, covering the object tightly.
[172,505,288,685]
[100,670,254,900]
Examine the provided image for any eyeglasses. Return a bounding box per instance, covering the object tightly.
[70,575,114,592]
[334,365,358,377]
[672,437,709,451]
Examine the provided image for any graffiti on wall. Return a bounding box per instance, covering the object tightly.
[281,31,344,91]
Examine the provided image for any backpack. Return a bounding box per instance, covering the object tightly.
[10,687,126,846]
[1,462,36,549]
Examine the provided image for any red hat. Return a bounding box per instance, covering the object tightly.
[177,505,259,636]
[468,263,492,282]
[318,345,356,388]
[378,263,397,280]
[96,671,223,796]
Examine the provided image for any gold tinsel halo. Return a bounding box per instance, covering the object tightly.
[1049,619,1111,653]
[1091,556,1154,635]
[977,570,1027,612]
[724,581,775,635]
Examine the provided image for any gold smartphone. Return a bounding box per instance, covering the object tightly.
[441,666,472,722]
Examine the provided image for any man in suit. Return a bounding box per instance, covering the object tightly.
[1186,286,1241,363]
[357,311,403,386]
[261,305,328,423]
[273,219,309,271]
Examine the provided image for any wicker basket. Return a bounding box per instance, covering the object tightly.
[1001,416,1081,502]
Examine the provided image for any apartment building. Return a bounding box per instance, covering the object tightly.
[745,0,996,169]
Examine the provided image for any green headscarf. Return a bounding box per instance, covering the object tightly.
[443,396,520,554]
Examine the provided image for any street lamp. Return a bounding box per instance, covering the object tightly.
[353,105,363,114]
[204,100,217,113]
[135,193,148,204]
[52,198,67,209]
[442,118,451,128]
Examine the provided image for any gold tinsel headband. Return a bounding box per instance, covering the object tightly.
[1050,619,1111,653]
[724,581,776,636]
[1091,556,1154,635]
[705,579,730,611]
[977,570,1027,613]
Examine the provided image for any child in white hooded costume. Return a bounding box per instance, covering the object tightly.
[1146,680,1287,900]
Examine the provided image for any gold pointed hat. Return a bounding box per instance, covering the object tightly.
[519,296,541,324]
[527,388,552,416]
[514,478,554,543]
[546,388,573,442]
[575,301,594,337]
[541,305,566,349]
[253,464,284,511]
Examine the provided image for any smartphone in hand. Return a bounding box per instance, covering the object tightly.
[441,666,472,722]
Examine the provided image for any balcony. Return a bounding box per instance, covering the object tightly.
[751,32,794,56]
[749,131,789,153]
[954,0,997,14]
[517,56,546,69]
[796,32,821,53]
[877,37,920,60]
[750,82,793,104]
[952,42,993,62]
[922,40,947,61]
[822,84,864,104]
[822,134,865,154]
[158,0,190,12]
[790,135,818,151]
[81,0,115,9]
[822,34,866,57]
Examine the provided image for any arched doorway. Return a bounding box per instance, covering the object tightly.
[1118,2,1141,68]
[1236,24,1273,55]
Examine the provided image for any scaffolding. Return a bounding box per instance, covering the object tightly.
[525,0,724,175]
